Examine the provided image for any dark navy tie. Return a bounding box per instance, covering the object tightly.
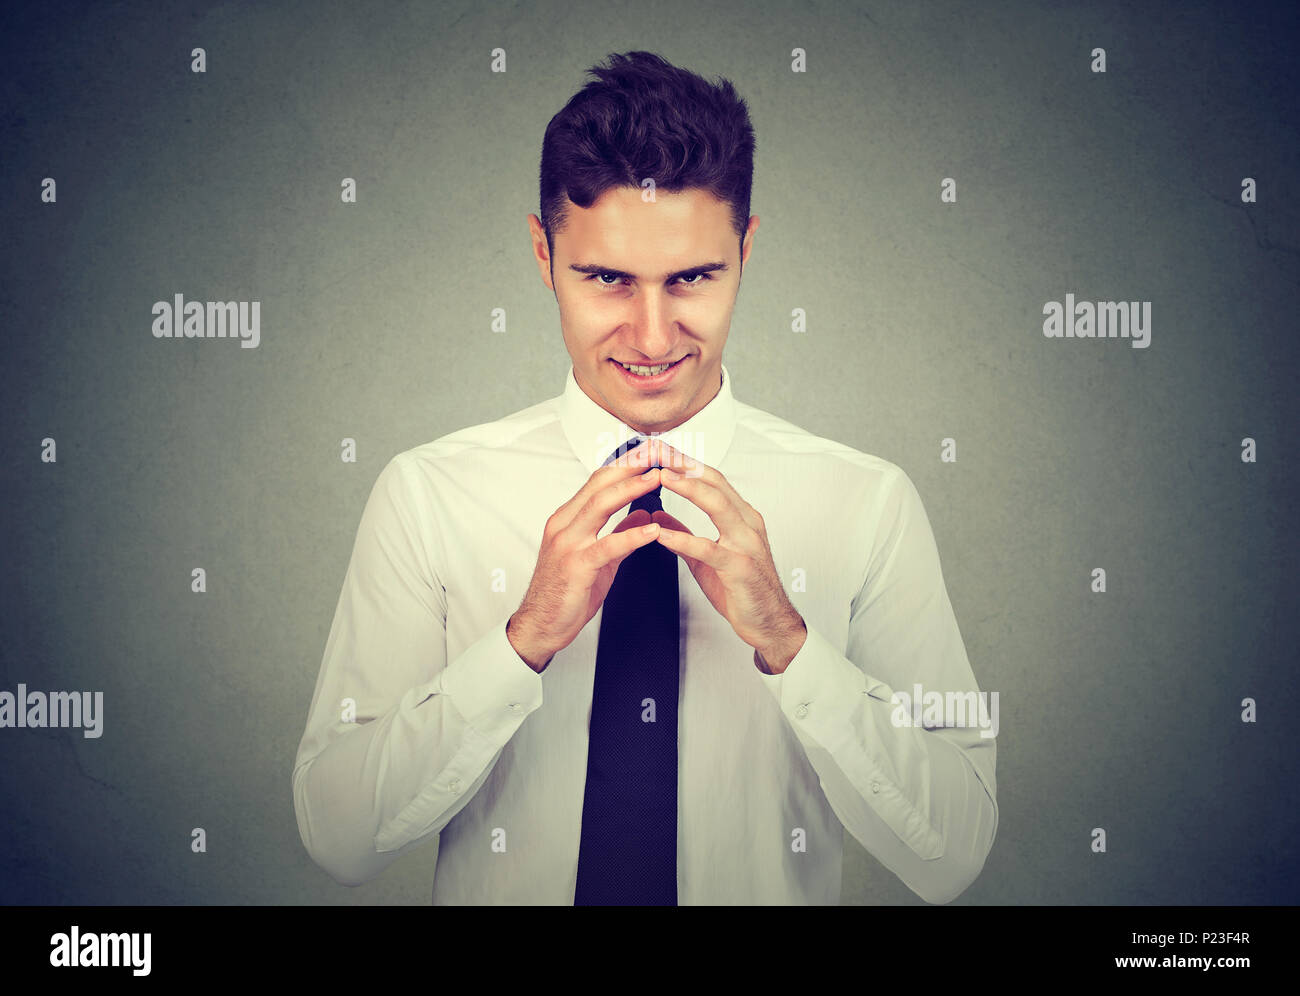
[574,437,680,905]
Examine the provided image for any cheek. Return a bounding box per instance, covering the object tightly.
[562,311,624,363]
[678,291,730,322]
[561,286,618,321]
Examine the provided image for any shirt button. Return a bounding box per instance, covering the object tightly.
[508,702,523,714]
[447,777,462,793]
[794,703,810,719]
[871,781,881,794]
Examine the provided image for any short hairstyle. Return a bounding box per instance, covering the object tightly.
[538,50,756,266]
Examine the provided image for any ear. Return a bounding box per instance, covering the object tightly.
[527,214,555,292]
[740,215,760,268]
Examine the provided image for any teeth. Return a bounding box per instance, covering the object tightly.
[620,361,673,376]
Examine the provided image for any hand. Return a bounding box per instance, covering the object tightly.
[507,440,664,672]
[646,440,807,674]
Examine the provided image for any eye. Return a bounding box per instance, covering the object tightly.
[587,273,713,287]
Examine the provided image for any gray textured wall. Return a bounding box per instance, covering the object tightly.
[1,0,1296,904]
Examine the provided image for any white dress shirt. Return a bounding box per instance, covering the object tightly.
[292,363,998,904]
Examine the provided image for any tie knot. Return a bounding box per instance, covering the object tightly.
[603,437,665,515]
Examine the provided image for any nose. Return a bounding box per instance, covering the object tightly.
[625,286,677,362]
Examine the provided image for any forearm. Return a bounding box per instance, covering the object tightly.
[762,623,998,904]
[293,688,447,886]
[808,715,998,903]
[293,621,543,886]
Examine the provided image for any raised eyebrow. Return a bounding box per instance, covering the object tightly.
[568,261,729,282]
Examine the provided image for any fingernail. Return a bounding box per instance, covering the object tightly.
[642,468,657,479]
[642,523,658,534]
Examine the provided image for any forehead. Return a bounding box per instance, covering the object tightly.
[557,186,733,261]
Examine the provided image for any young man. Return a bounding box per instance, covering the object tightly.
[293,51,998,905]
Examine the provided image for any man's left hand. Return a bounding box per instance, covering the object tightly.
[643,439,807,674]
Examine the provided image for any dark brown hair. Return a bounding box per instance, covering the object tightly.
[539,51,756,266]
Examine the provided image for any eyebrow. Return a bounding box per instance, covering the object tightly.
[568,261,730,282]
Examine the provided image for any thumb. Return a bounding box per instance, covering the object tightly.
[613,507,654,533]
[651,509,693,534]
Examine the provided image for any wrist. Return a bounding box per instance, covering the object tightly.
[507,611,554,673]
[754,613,807,675]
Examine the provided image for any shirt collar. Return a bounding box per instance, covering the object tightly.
[560,362,738,475]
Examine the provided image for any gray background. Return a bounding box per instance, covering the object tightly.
[1,0,1296,904]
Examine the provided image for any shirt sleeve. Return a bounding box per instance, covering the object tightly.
[292,454,544,887]
[757,466,999,904]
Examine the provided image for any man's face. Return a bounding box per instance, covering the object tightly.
[529,186,758,437]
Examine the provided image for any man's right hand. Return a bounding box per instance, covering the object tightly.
[506,438,664,672]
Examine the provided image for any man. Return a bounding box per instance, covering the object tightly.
[293,50,998,905]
